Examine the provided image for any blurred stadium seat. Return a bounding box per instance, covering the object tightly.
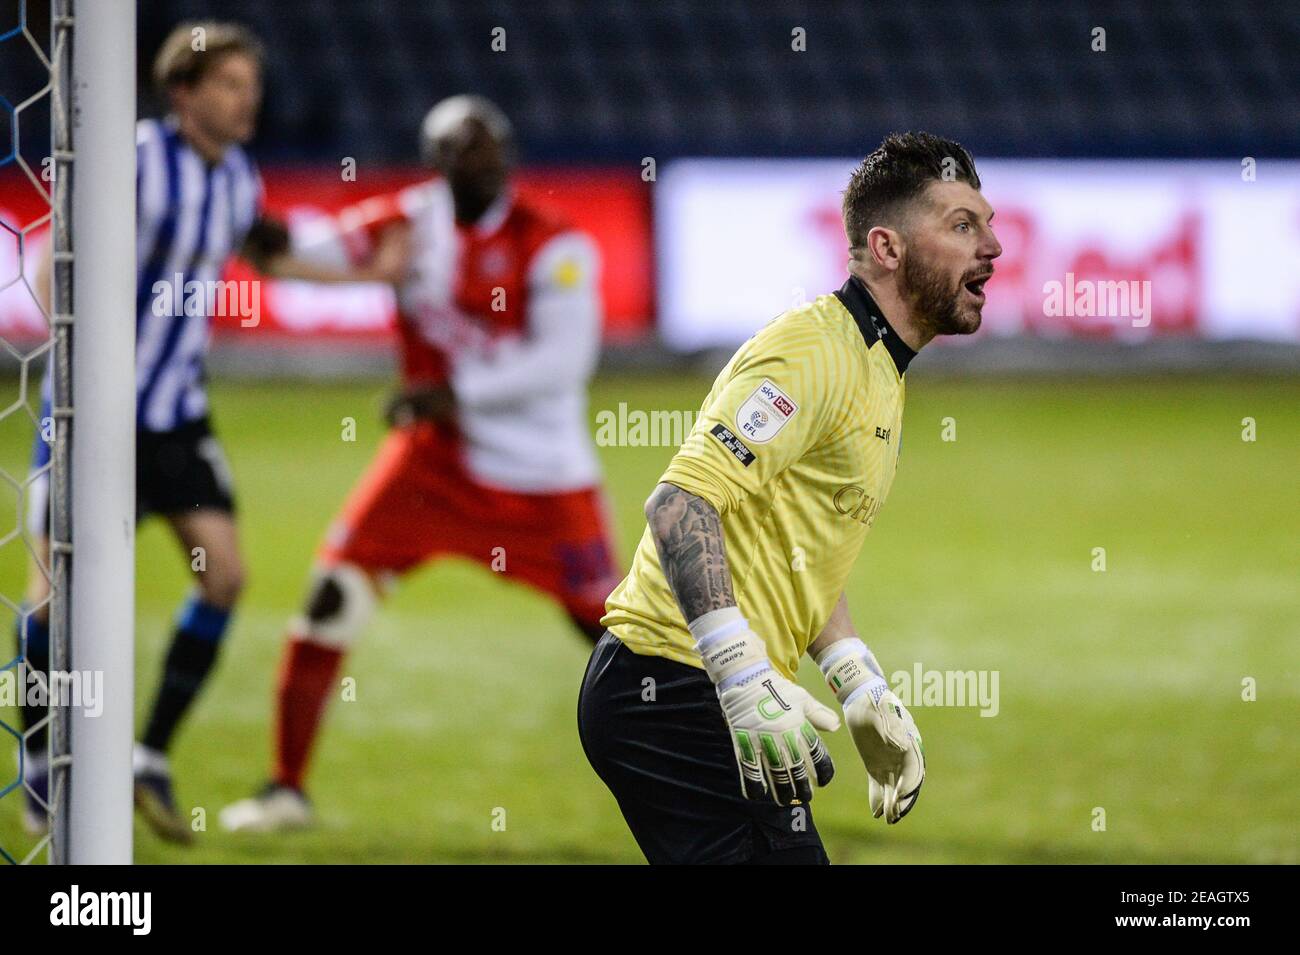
[118,0,1299,161]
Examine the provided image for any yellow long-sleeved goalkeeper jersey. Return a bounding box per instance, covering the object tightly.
[602,275,916,680]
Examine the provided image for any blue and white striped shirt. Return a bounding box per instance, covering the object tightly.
[133,116,263,432]
[32,117,263,476]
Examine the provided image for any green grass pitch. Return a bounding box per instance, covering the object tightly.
[1,371,1297,863]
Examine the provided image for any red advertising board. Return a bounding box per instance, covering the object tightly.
[0,165,653,343]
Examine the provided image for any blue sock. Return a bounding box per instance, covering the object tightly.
[141,596,232,753]
[175,595,232,643]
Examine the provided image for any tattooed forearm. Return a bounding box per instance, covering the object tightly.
[644,482,736,623]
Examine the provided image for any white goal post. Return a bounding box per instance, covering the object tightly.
[49,0,137,865]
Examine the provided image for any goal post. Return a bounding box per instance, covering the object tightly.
[52,0,136,865]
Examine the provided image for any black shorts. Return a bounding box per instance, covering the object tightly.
[136,417,236,520]
[577,630,829,865]
[28,415,237,535]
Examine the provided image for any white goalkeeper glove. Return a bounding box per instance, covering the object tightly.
[817,638,925,823]
[691,608,839,806]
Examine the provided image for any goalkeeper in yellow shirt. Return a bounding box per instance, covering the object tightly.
[579,132,1002,864]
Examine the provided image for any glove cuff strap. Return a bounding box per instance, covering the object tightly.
[817,638,886,706]
[690,607,768,685]
[688,606,745,643]
[842,676,889,709]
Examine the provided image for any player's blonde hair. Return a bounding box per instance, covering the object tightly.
[152,21,264,93]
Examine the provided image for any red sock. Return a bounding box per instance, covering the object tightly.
[275,636,344,791]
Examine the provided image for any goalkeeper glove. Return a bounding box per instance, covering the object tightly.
[690,607,839,806]
[817,638,925,823]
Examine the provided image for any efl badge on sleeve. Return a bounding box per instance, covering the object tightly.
[736,379,798,444]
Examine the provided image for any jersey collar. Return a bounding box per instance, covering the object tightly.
[834,275,916,376]
[162,113,232,170]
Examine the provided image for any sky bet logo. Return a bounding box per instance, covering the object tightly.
[765,388,795,418]
[50,885,152,935]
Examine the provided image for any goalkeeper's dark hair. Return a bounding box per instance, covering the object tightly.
[842,132,981,247]
[153,21,264,93]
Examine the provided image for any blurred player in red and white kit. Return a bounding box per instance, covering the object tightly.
[220,95,622,831]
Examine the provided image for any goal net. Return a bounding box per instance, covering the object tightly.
[0,0,135,865]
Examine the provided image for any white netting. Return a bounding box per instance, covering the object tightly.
[0,0,68,865]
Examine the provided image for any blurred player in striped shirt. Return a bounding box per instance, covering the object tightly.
[17,21,395,843]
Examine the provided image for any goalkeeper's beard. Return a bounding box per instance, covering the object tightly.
[901,251,981,337]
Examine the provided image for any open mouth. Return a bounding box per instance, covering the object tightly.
[963,274,992,301]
